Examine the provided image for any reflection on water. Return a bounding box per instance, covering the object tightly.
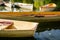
[34,29,60,40]
[34,21,60,40]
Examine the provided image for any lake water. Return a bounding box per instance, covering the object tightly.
[34,21,60,40]
[34,29,60,40]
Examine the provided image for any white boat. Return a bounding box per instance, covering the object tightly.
[40,3,57,12]
[0,19,38,37]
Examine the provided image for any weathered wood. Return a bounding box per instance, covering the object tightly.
[0,12,60,22]
[0,16,60,22]
[0,19,38,37]
[0,12,60,17]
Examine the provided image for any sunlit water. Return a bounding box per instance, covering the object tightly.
[34,29,60,40]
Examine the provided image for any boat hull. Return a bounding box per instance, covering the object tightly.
[0,30,34,37]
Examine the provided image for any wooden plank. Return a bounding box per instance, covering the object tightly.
[0,12,60,23]
[0,12,60,17]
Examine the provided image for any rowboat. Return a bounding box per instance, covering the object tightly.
[0,19,38,37]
